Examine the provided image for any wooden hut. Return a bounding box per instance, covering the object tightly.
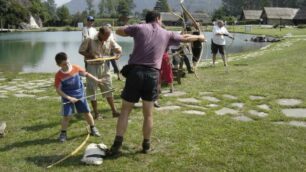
[240,10,262,23]
[161,12,182,26]
[294,7,306,25]
[261,7,299,25]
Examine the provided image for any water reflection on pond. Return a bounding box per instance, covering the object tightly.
[0,31,268,73]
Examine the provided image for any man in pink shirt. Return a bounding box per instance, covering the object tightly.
[108,11,206,156]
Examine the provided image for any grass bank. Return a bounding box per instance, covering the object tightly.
[0,29,306,171]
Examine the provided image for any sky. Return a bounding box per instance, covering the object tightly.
[54,0,71,6]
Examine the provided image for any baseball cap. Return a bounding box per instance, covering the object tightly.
[87,16,94,21]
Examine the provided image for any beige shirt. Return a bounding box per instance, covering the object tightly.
[79,36,122,62]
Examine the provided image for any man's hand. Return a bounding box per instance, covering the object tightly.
[67,96,79,103]
[96,78,107,85]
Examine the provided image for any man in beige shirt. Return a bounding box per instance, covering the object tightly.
[79,26,122,119]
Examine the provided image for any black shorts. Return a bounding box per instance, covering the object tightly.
[211,40,225,55]
[121,65,159,103]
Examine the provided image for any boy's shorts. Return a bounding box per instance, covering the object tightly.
[61,98,90,116]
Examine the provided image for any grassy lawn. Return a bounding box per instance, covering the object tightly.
[0,29,306,171]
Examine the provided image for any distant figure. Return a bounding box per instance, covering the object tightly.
[105,23,122,81]
[211,20,234,66]
[54,52,101,142]
[82,16,97,40]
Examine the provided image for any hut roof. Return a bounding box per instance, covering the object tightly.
[189,12,211,23]
[263,7,299,20]
[294,7,306,20]
[241,10,262,20]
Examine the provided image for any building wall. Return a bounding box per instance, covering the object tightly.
[267,19,294,25]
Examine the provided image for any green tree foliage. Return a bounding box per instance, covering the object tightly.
[43,0,57,25]
[56,5,70,26]
[154,0,170,12]
[98,0,105,17]
[86,0,95,16]
[5,0,29,27]
[117,0,130,16]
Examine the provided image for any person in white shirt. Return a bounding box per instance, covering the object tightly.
[82,16,98,40]
[211,20,234,66]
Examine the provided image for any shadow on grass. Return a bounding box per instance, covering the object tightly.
[0,133,86,152]
[26,154,84,168]
[21,122,58,132]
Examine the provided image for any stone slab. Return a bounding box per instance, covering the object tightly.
[222,94,238,100]
[36,96,51,100]
[248,110,268,117]
[0,95,8,98]
[215,107,239,116]
[199,92,213,96]
[230,103,244,109]
[282,108,306,118]
[277,99,302,106]
[14,94,36,98]
[207,104,219,108]
[257,104,271,111]
[178,98,200,104]
[183,110,206,116]
[163,91,186,97]
[202,96,220,102]
[249,95,265,100]
[232,116,254,122]
[182,104,207,110]
[288,121,306,127]
[156,106,181,111]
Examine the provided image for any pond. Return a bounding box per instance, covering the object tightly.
[0,31,268,73]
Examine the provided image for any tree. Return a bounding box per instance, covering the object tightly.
[86,0,95,16]
[117,0,130,17]
[56,6,70,26]
[43,0,57,25]
[0,0,9,28]
[154,0,170,12]
[6,1,29,28]
[98,0,105,17]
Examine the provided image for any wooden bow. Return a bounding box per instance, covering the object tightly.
[179,0,205,79]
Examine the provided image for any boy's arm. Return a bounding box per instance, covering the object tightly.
[85,72,106,85]
[56,88,79,103]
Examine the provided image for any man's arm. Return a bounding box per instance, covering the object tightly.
[116,27,129,37]
[79,39,95,59]
[180,34,206,43]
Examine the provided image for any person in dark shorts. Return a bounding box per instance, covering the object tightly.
[107,10,206,157]
[211,20,234,66]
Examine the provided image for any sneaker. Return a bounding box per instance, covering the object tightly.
[142,142,150,154]
[90,127,101,137]
[58,132,67,142]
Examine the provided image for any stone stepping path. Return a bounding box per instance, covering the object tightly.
[36,96,51,100]
[277,99,302,106]
[0,78,5,82]
[199,92,213,96]
[163,91,186,97]
[230,103,244,109]
[0,95,8,99]
[207,104,219,108]
[257,104,271,111]
[215,107,239,116]
[177,98,200,104]
[183,110,206,116]
[222,94,238,100]
[156,106,181,111]
[248,110,268,118]
[282,109,306,118]
[288,121,306,127]
[14,94,36,98]
[180,104,207,110]
[202,96,220,102]
[249,95,265,100]
[134,102,142,108]
[232,116,254,122]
